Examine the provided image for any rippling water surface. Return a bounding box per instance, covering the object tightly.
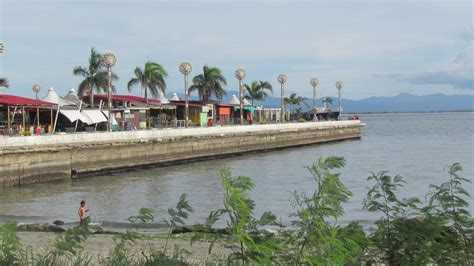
[1,112,473,227]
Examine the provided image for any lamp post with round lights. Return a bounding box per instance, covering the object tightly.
[335,80,344,118]
[310,78,319,121]
[32,84,41,100]
[235,68,246,125]
[100,52,117,132]
[0,42,5,93]
[179,62,192,127]
[277,74,287,123]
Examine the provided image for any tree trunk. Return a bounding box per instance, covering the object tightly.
[144,85,148,103]
[90,86,94,107]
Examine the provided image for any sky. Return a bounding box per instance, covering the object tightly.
[0,0,472,100]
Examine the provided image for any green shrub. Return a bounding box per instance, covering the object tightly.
[286,156,369,264]
[0,221,24,266]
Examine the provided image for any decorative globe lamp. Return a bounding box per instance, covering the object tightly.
[235,68,246,125]
[277,74,288,123]
[310,78,319,121]
[335,80,344,118]
[32,84,41,100]
[100,52,117,132]
[179,61,192,127]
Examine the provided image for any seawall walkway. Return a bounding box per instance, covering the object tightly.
[0,121,362,187]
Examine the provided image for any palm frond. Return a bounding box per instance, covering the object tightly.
[0,77,9,88]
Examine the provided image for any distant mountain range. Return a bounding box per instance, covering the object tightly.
[190,91,473,113]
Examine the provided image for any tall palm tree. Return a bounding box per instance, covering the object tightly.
[0,78,8,93]
[189,65,227,101]
[127,62,168,103]
[294,95,309,118]
[244,81,264,106]
[323,97,333,109]
[284,93,308,120]
[258,80,273,106]
[73,48,118,106]
[244,80,273,106]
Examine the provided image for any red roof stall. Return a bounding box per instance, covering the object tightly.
[82,94,161,108]
[0,94,56,136]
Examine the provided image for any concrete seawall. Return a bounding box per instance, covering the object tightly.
[0,121,362,187]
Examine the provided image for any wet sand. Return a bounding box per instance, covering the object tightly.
[18,231,232,263]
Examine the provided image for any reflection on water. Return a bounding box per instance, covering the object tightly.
[1,112,473,228]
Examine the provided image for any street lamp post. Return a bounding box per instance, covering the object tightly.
[335,80,344,119]
[100,52,117,132]
[235,68,246,125]
[277,74,287,123]
[310,78,319,121]
[179,62,192,127]
[0,42,5,93]
[32,84,41,100]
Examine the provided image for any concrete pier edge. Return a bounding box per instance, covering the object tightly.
[0,121,362,187]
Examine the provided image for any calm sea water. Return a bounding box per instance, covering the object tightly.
[0,112,473,227]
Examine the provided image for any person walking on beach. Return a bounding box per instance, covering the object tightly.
[78,200,89,225]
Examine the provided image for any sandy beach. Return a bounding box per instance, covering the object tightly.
[18,231,232,264]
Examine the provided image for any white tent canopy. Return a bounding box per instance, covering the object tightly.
[228,94,240,105]
[63,89,81,105]
[242,98,251,106]
[81,110,108,124]
[169,92,180,101]
[43,87,77,106]
[159,91,170,104]
[60,110,89,124]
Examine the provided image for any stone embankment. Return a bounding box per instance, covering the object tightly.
[0,121,362,187]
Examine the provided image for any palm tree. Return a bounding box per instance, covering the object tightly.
[258,80,273,106]
[0,78,8,93]
[284,93,308,120]
[244,81,265,106]
[127,62,168,103]
[189,65,227,101]
[245,80,273,106]
[322,96,333,109]
[294,95,309,118]
[73,48,118,106]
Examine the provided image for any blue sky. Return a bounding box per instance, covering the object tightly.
[0,0,472,100]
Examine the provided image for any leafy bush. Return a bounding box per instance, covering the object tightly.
[364,164,474,265]
[0,221,24,266]
[286,156,370,264]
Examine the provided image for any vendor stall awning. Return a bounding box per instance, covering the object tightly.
[81,110,108,124]
[60,110,89,123]
[232,106,255,115]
